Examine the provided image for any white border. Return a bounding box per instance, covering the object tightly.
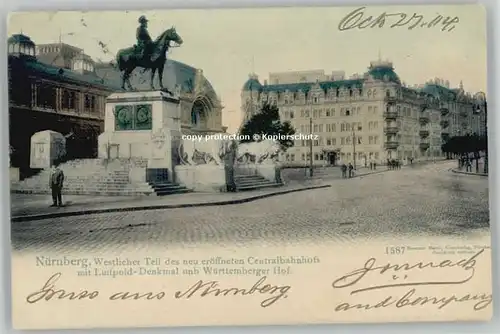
[1,0,498,333]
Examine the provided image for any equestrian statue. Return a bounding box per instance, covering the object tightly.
[116,16,183,91]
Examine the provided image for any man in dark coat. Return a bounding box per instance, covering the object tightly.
[136,15,153,60]
[49,162,65,207]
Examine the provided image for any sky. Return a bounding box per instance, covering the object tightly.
[8,5,487,132]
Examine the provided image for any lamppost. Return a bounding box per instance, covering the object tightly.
[309,116,314,177]
[472,92,487,174]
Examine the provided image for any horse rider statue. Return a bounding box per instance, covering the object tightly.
[136,15,153,61]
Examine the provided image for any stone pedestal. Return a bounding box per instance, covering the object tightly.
[30,130,66,169]
[175,165,227,192]
[98,90,181,182]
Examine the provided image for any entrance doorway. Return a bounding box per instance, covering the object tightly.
[327,151,337,166]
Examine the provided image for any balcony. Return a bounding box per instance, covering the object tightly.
[419,115,430,125]
[385,96,397,104]
[384,141,399,149]
[440,120,449,128]
[384,111,398,119]
[419,142,430,150]
[419,130,430,138]
[440,107,449,116]
[384,126,399,134]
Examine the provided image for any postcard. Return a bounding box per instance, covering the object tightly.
[8,4,491,330]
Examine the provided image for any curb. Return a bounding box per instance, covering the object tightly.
[451,168,488,177]
[11,184,331,222]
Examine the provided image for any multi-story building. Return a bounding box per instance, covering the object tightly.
[241,59,486,166]
[8,34,114,178]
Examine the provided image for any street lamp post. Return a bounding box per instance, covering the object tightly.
[309,117,313,177]
[352,127,356,170]
[473,92,487,174]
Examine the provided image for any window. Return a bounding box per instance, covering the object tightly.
[290,111,294,119]
[301,153,305,160]
[374,106,378,114]
[314,153,319,161]
[290,154,295,161]
[345,109,351,116]
[35,82,57,110]
[369,136,374,144]
[341,137,345,145]
[62,90,77,110]
[319,124,323,132]
[313,96,318,104]
[326,109,331,117]
[332,138,337,145]
[368,106,373,112]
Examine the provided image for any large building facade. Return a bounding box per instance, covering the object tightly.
[8,33,225,178]
[241,60,486,166]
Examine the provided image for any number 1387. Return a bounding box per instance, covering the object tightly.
[385,246,405,255]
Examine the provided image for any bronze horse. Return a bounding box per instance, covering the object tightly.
[116,27,183,91]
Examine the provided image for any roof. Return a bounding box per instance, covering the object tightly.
[420,83,457,100]
[242,78,262,91]
[259,78,364,94]
[366,65,400,83]
[94,59,217,95]
[8,55,119,91]
[36,52,62,66]
[8,34,35,47]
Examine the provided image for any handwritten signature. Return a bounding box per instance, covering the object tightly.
[331,249,490,311]
[338,7,460,32]
[25,273,290,308]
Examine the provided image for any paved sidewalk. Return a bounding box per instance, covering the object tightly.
[10,180,329,222]
[451,168,488,177]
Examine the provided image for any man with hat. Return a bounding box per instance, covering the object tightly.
[136,15,153,60]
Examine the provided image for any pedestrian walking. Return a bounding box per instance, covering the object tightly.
[466,159,472,172]
[341,163,347,178]
[348,163,354,178]
[49,162,65,207]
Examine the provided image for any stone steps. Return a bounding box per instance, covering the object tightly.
[234,174,282,191]
[149,182,193,196]
[11,158,154,196]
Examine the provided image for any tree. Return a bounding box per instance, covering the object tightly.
[441,134,487,171]
[239,103,296,150]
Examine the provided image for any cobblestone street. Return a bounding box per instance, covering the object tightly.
[11,161,489,253]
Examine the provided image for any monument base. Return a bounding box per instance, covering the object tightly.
[175,165,227,193]
[98,90,181,183]
[10,167,20,183]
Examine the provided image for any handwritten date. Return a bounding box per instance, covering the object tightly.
[338,7,459,32]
